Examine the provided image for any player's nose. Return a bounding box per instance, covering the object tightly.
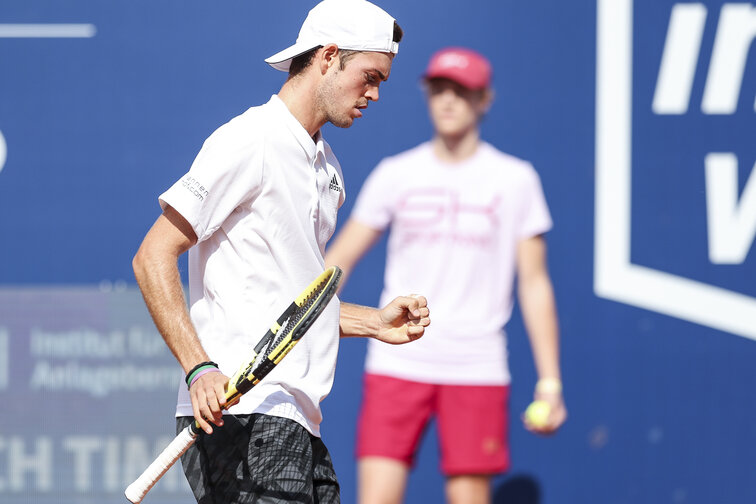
[366,86,380,102]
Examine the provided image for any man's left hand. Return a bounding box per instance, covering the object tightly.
[375,295,430,344]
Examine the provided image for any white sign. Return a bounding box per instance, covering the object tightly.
[0,131,5,175]
[594,0,756,340]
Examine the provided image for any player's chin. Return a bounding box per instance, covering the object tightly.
[331,117,355,129]
[330,111,360,129]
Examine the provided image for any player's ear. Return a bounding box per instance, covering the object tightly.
[320,44,339,73]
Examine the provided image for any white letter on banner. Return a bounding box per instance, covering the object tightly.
[702,4,756,114]
[706,153,756,263]
[104,437,120,491]
[63,437,101,492]
[9,437,53,491]
[0,438,6,491]
[653,3,707,114]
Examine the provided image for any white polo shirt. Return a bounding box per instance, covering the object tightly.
[351,142,551,386]
[159,95,345,436]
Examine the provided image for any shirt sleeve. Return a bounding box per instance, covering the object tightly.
[517,164,553,240]
[158,123,264,243]
[350,159,396,231]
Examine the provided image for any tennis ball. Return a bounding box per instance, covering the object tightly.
[525,400,551,428]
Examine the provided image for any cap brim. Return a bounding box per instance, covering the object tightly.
[265,42,319,72]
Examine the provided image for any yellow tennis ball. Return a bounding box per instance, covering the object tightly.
[525,400,551,428]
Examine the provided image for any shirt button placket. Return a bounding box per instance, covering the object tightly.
[311,159,321,222]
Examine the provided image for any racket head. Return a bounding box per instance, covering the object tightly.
[226,266,342,403]
[276,265,343,346]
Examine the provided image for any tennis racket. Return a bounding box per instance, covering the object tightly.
[124,266,343,503]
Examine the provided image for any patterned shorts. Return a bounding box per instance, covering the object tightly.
[177,414,340,503]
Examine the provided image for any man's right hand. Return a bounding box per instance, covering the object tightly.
[189,371,230,434]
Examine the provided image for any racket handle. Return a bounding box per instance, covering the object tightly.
[124,424,199,503]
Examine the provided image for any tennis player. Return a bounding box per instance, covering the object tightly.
[132,1,429,502]
[325,47,566,504]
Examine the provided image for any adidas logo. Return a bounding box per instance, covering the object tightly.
[329,174,342,192]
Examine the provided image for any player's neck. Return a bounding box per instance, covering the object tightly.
[278,79,326,139]
[432,128,481,163]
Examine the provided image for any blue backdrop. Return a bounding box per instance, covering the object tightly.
[1,1,755,503]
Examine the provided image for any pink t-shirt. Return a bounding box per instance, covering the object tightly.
[351,142,552,385]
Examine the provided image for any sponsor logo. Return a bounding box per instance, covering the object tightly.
[329,174,342,192]
[181,175,209,201]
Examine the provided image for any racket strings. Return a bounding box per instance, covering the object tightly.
[259,281,326,362]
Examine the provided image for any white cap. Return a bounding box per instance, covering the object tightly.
[265,0,399,72]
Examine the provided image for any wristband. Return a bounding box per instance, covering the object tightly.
[185,361,218,387]
[189,367,221,388]
[535,377,562,395]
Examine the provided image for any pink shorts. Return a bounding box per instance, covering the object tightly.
[355,373,510,476]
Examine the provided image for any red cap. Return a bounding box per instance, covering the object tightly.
[423,47,492,90]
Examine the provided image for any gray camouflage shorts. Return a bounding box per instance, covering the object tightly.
[177,414,340,503]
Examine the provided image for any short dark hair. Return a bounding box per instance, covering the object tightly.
[393,21,403,44]
[287,21,404,77]
[288,46,323,77]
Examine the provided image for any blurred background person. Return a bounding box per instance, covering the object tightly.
[326,47,567,504]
